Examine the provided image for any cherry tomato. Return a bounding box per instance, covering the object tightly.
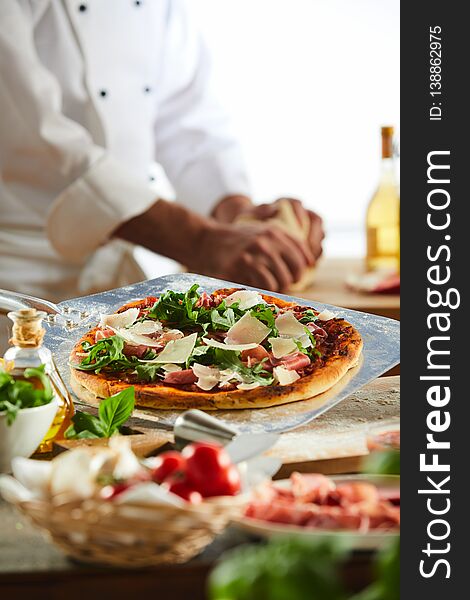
[183,442,241,497]
[201,464,242,497]
[165,478,203,504]
[183,442,230,486]
[151,451,186,483]
[217,464,241,496]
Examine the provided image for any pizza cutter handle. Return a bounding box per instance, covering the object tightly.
[173,409,238,450]
[0,288,61,316]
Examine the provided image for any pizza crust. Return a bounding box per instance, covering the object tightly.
[69,290,363,410]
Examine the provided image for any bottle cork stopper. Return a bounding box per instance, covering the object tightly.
[8,308,46,348]
[381,126,394,159]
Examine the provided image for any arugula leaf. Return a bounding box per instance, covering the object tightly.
[148,284,201,326]
[65,387,135,439]
[298,309,319,324]
[210,307,236,331]
[250,304,278,333]
[74,335,126,371]
[212,348,274,386]
[134,363,162,382]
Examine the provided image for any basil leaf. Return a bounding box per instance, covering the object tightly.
[0,370,13,391]
[24,365,53,401]
[98,386,135,437]
[64,411,107,439]
[74,430,101,440]
[0,399,20,426]
[0,364,54,425]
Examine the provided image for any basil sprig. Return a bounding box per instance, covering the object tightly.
[0,365,54,426]
[65,386,135,439]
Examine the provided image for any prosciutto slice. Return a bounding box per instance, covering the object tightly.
[164,369,197,385]
[244,473,400,532]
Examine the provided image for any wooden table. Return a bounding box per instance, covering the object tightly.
[0,377,399,599]
[294,258,400,321]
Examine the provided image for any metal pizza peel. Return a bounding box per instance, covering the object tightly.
[0,273,400,434]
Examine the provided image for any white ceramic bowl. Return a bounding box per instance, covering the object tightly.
[0,397,58,472]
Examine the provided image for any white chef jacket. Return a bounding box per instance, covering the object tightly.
[0,0,250,303]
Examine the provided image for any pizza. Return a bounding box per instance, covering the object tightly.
[69,285,363,410]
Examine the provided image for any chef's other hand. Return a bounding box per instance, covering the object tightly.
[192,221,314,292]
[213,195,324,263]
[115,198,314,292]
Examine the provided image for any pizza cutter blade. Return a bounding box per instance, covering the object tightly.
[0,273,400,434]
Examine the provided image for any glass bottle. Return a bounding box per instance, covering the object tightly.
[366,126,400,273]
[4,308,74,452]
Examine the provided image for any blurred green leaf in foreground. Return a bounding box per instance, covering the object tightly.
[209,537,399,600]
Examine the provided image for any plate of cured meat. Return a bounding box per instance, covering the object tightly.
[235,473,400,550]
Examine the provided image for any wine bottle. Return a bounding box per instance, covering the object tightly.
[366,126,400,273]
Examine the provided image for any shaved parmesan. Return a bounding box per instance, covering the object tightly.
[317,309,337,321]
[110,327,164,348]
[275,311,306,338]
[100,308,139,330]
[202,337,258,352]
[226,312,271,345]
[297,333,312,349]
[219,368,244,386]
[273,366,301,386]
[126,320,162,335]
[154,333,197,364]
[161,364,182,372]
[225,290,266,311]
[192,363,220,391]
[237,381,261,390]
[269,336,298,358]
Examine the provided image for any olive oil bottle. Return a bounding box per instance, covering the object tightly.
[366,126,400,273]
[4,308,74,452]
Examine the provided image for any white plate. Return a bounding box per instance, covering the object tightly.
[234,474,399,551]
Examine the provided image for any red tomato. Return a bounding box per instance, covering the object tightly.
[165,479,203,504]
[183,442,230,486]
[202,465,242,498]
[151,451,186,483]
[183,442,241,497]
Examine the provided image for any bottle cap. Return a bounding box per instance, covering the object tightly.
[7,308,47,348]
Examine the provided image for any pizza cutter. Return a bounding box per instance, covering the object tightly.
[0,272,400,434]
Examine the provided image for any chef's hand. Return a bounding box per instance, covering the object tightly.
[212,195,324,263]
[114,198,314,292]
[193,220,314,291]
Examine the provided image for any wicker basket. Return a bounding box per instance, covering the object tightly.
[16,494,247,568]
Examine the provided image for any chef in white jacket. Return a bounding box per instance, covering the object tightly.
[0,0,323,303]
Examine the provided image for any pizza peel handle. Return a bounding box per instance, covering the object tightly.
[0,289,92,331]
[0,289,60,316]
